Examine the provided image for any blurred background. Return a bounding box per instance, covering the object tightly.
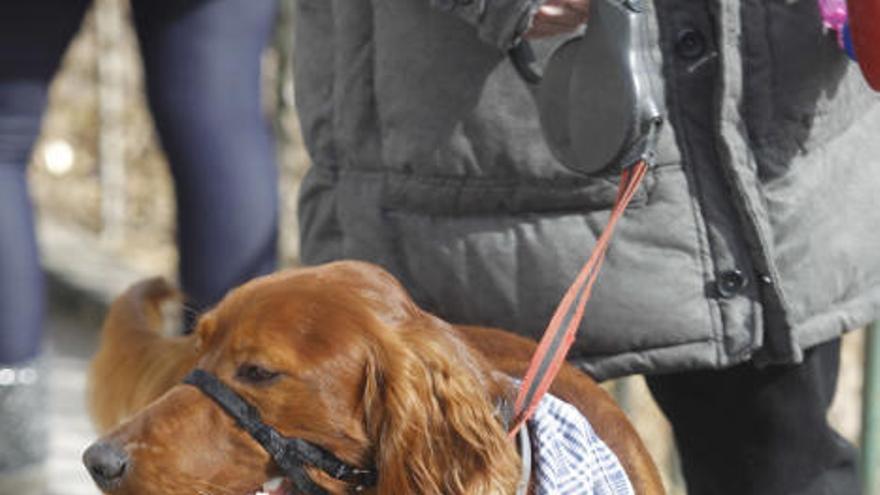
[19,0,870,493]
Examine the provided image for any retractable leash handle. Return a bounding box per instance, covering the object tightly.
[507,0,664,434]
[510,0,664,176]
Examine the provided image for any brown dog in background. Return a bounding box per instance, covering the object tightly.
[85,261,664,494]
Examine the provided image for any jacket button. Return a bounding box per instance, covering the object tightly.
[675,28,706,60]
[717,270,747,298]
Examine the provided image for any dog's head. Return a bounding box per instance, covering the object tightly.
[84,261,520,494]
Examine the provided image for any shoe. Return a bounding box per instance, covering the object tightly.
[0,358,48,495]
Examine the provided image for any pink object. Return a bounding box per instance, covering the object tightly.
[819,0,849,46]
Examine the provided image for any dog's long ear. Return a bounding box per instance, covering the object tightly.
[363,315,520,494]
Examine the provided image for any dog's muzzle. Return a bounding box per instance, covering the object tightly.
[183,369,378,495]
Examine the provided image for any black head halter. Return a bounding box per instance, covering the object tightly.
[183,369,378,495]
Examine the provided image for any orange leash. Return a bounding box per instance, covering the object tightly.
[508,160,649,437]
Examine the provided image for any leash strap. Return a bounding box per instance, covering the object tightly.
[509,159,649,436]
[183,369,378,494]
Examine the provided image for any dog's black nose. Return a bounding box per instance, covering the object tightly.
[83,441,129,490]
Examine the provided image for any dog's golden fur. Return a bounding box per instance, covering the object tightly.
[87,261,664,494]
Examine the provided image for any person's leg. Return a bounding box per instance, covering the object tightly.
[646,339,859,495]
[0,0,90,487]
[130,0,279,319]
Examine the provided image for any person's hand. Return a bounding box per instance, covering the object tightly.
[524,0,589,39]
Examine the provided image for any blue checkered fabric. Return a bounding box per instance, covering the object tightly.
[530,392,635,495]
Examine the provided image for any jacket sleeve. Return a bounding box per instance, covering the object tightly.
[430,0,542,50]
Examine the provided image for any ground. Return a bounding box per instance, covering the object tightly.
[45,309,101,495]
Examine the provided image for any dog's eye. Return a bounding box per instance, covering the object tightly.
[235,364,280,385]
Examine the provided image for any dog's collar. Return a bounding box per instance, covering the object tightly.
[183,369,378,495]
[514,420,533,495]
[495,375,533,495]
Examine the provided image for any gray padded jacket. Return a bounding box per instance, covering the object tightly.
[293,0,880,380]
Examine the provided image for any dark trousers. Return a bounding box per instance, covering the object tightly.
[646,339,860,495]
[0,0,279,363]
